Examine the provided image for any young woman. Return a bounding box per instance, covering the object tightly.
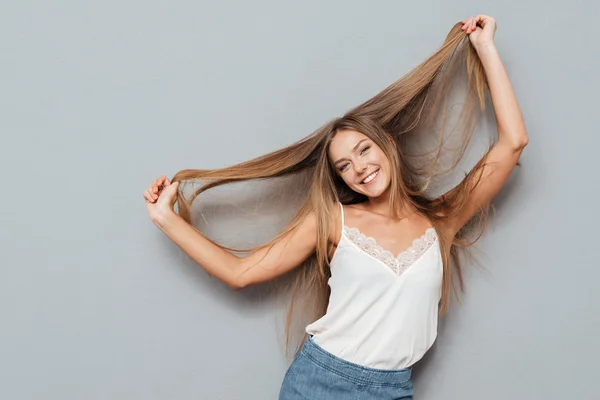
[143,15,527,399]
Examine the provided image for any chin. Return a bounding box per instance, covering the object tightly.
[357,184,388,198]
[363,178,390,197]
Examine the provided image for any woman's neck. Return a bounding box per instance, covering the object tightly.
[361,194,416,220]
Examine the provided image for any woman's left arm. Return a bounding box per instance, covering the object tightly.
[446,15,529,236]
[477,43,529,149]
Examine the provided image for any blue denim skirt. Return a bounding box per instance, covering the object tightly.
[278,335,413,400]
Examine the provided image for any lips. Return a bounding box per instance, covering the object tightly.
[361,169,379,184]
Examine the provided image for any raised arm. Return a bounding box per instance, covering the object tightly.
[446,16,529,236]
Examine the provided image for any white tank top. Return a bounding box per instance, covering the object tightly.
[305,202,443,370]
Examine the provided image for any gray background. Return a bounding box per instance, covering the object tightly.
[1,1,598,399]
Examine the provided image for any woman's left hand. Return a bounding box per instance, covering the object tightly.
[461,14,497,49]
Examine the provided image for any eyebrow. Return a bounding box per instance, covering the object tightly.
[333,139,369,165]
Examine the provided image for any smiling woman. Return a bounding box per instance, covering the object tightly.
[143,14,527,399]
[330,130,392,196]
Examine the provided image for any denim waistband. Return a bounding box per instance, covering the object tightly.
[301,335,412,386]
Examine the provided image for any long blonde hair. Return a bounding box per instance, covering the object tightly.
[170,22,507,359]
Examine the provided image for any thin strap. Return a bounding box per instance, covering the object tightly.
[338,202,345,227]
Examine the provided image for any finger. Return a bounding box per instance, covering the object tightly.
[144,189,153,202]
[166,182,179,196]
[155,176,166,190]
[476,15,491,27]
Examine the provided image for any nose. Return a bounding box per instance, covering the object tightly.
[354,160,368,174]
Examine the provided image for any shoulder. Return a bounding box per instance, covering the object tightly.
[331,202,344,244]
[340,202,365,221]
[307,204,344,260]
[313,202,345,246]
[430,208,458,238]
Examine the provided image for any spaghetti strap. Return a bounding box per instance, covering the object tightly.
[338,202,345,228]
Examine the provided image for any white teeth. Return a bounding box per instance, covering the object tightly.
[362,170,378,184]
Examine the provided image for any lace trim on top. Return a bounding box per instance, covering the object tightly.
[343,226,438,276]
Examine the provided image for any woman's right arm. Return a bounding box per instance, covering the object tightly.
[151,210,318,290]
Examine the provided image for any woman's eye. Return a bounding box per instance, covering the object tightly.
[339,163,349,172]
[360,146,370,155]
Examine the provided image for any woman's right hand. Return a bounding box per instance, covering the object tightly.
[143,175,180,223]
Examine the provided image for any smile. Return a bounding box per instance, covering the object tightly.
[361,169,379,184]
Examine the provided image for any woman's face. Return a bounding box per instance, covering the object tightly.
[328,129,392,198]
